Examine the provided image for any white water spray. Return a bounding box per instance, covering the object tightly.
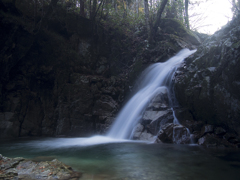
[107,49,196,139]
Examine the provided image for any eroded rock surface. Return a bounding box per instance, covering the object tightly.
[0,154,81,180]
[158,123,190,144]
[0,3,128,139]
[174,15,240,148]
[132,87,191,144]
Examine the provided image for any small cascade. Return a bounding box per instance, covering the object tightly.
[186,128,195,144]
[172,107,180,125]
[107,49,196,140]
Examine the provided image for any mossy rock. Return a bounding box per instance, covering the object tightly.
[160,18,201,45]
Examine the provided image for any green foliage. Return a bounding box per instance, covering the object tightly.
[5,0,192,38]
[99,1,146,38]
[165,0,185,22]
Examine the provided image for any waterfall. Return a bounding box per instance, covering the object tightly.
[107,48,196,139]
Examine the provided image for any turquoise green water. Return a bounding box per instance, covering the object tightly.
[0,137,240,180]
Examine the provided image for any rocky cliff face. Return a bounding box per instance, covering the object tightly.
[174,15,240,147]
[0,1,201,140]
[0,3,131,138]
[4,1,239,148]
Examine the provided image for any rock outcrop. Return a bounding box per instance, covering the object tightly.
[0,2,128,139]
[132,86,191,144]
[174,15,240,148]
[0,154,81,180]
[158,123,190,144]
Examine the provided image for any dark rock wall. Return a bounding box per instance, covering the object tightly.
[0,4,130,138]
[0,2,209,140]
[174,15,240,147]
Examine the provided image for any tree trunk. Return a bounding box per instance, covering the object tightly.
[91,0,97,20]
[136,0,139,17]
[92,0,104,20]
[122,0,127,18]
[112,0,115,11]
[185,0,189,29]
[80,0,85,17]
[144,0,151,41]
[152,0,168,34]
[89,0,92,19]
[126,0,129,15]
[115,2,118,13]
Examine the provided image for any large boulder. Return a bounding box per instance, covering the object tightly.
[160,18,201,47]
[133,87,174,141]
[158,123,191,144]
[133,87,192,144]
[198,134,236,148]
[132,123,160,142]
[0,154,81,180]
[142,110,174,135]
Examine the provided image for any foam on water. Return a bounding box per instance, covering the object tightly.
[20,136,149,149]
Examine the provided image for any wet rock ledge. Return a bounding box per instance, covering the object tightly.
[0,154,81,180]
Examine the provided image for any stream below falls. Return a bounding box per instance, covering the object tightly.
[0,137,240,180]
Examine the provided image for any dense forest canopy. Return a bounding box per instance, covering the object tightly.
[2,0,239,37]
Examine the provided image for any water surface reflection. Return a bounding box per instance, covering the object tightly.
[0,137,239,180]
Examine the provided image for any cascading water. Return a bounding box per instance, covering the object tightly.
[107,48,196,139]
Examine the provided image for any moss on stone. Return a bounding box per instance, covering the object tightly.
[160,18,201,45]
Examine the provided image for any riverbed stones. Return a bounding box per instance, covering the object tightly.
[142,110,174,135]
[157,123,190,144]
[201,125,214,136]
[132,123,144,139]
[173,124,191,144]
[138,87,174,135]
[136,131,157,142]
[197,134,233,148]
[0,154,81,180]
[133,84,193,144]
[132,123,157,142]
[157,123,174,143]
[223,133,237,141]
